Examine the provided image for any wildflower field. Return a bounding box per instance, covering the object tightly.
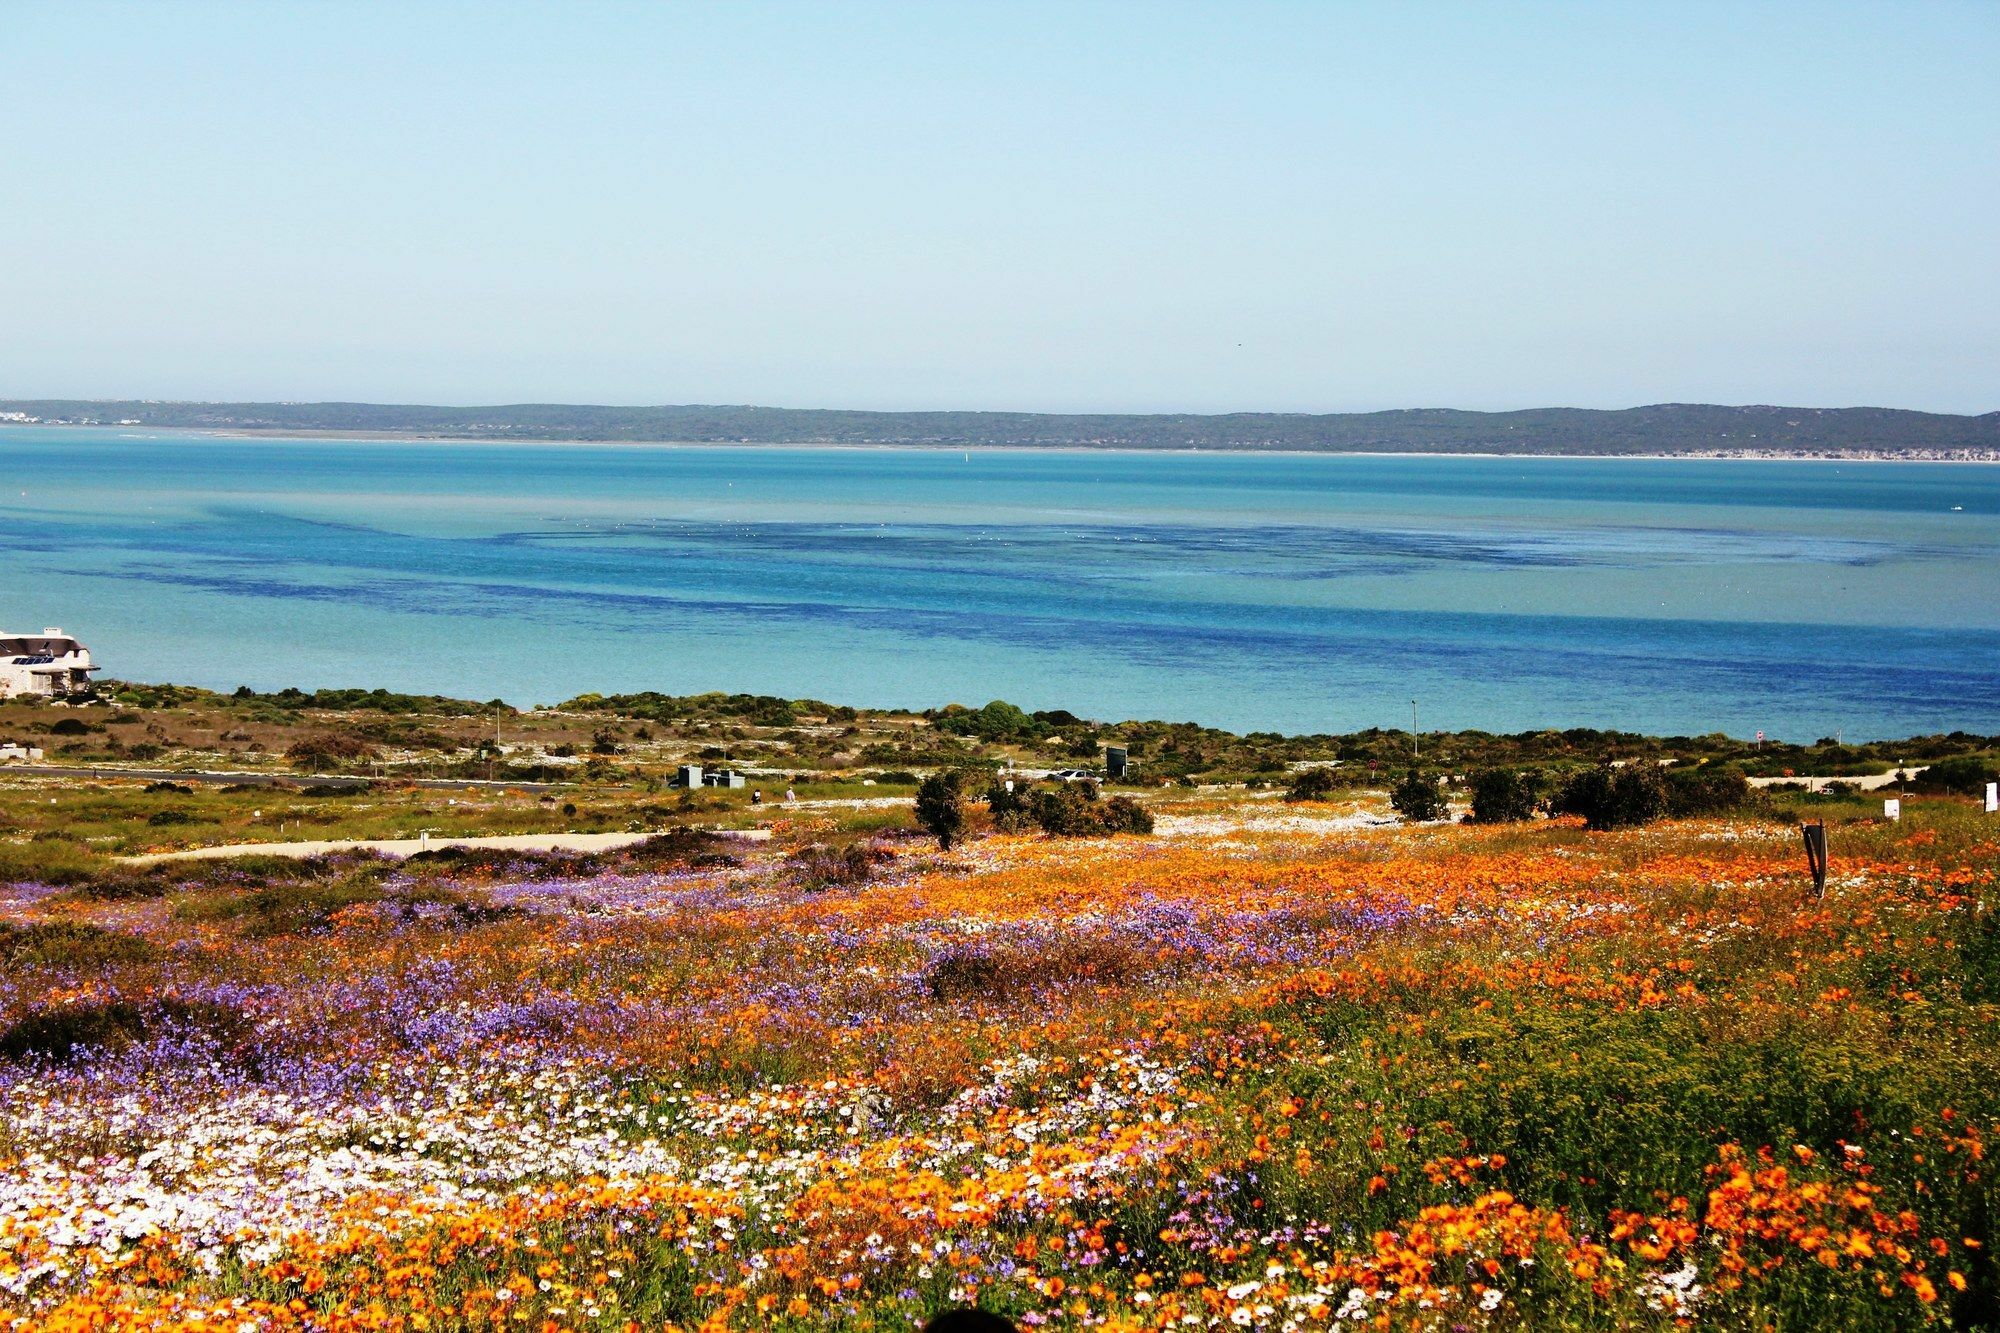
[3,794,1997,1330]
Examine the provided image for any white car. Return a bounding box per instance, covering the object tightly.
[1049,769,1099,782]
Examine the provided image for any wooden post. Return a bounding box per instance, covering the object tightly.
[1802,821,1827,900]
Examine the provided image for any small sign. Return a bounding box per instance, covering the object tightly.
[1986,782,1998,813]
[1756,730,1764,742]
[1884,797,1901,822]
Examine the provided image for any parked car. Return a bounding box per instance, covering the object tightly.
[1049,768,1099,782]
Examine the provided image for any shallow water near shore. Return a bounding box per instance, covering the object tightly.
[2,427,1997,738]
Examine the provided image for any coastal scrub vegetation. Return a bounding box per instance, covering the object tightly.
[6,681,1995,803]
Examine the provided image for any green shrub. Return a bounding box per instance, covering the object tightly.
[0,921,158,967]
[1099,795,1154,835]
[985,778,1031,818]
[285,729,381,772]
[177,879,387,936]
[1915,755,1999,796]
[932,699,1048,743]
[915,769,973,850]
[1389,769,1449,822]
[1554,762,1670,830]
[0,838,108,887]
[1467,767,1546,823]
[1664,765,1753,816]
[1284,767,1342,803]
[1029,784,1153,836]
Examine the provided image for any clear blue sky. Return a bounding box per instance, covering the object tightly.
[3,1,1995,413]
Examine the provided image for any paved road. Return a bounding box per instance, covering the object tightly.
[0,764,574,792]
[126,827,771,864]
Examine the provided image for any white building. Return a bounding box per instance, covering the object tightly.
[0,628,100,699]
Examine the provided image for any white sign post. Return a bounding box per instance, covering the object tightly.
[1883,797,1901,822]
[1986,782,1998,814]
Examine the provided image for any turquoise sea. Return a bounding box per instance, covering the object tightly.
[2,427,1996,739]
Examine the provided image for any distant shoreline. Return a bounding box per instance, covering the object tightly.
[6,422,1997,463]
[5,398,1995,459]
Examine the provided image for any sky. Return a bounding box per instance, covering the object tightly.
[2,1,1996,414]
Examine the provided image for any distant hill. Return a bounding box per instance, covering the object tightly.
[4,399,1996,455]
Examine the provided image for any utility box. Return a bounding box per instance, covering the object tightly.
[704,769,746,789]
[1105,746,1130,780]
[674,764,703,789]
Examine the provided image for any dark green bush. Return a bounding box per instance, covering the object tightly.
[1100,796,1155,835]
[932,700,1048,743]
[1029,784,1154,836]
[1468,767,1546,823]
[1389,769,1449,822]
[0,921,159,967]
[1284,767,1342,803]
[1554,762,1670,830]
[1664,765,1753,816]
[985,778,1031,818]
[1915,755,1999,796]
[915,769,972,849]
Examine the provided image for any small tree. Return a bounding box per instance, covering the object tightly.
[1390,768,1449,822]
[915,769,972,850]
[1469,767,1546,823]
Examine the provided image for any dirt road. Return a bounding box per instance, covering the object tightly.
[125,828,769,864]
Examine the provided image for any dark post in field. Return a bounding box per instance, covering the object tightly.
[1802,821,1828,900]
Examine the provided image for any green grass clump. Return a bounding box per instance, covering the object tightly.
[174,874,392,936]
[0,920,159,967]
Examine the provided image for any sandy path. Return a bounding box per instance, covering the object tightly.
[125,828,771,864]
[1746,770,1909,792]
